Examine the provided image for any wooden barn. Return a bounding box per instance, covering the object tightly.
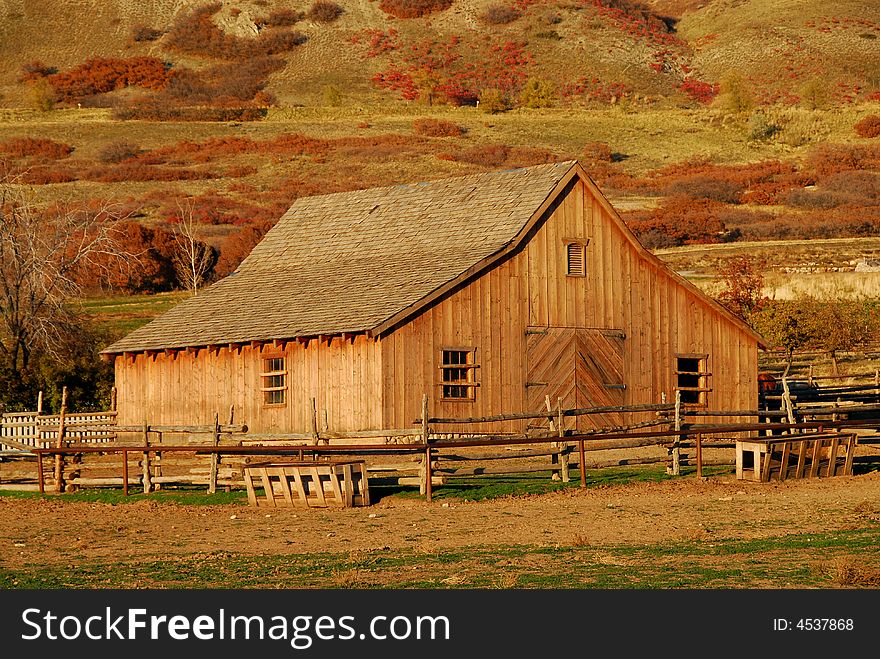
[103,161,765,434]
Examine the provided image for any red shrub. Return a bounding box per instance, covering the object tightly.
[130,25,164,42]
[854,115,880,138]
[663,175,743,203]
[48,57,173,103]
[624,196,730,247]
[84,221,179,293]
[481,5,521,24]
[412,118,462,137]
[379,0,454,19]
[17,60,57,83]
[0,137,73,159]
[112,106,268,122]
[165,3,307,60]
[256,9,304,28]
[679,78,719,104]
[214,221,275,277]
[805,143,880,177]
[307,1,345,22]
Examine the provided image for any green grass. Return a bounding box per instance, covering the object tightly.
[2,528,876,589]
[386,464,733,502]
[0,488,248,506]
[78,291,188,335]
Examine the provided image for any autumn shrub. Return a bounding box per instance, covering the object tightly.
[308,1,345,22]
[83,221,179,293]
[17,60,57,83]
[256,9,304,28]
[0,137,73,159]
[412,118,462,137]
[805,143,880,177]
[214,221,275,277]
[854,115,880,138]
[454,144,510,167]
[48,57,173,103]
[378,0,454,19]
[481,5,521,24]
[663,176,743,203]
[624,196,730,247]
[780,188,840,210]
[580,141,613,164]
[479,88,510,113]
[130,25,164,42]
[822,170,880,204]
[97,140,140,164]
[83,164,219,183]
[160,57,284,106]
[518,78,556,108]
[113,106,268,121]
[165,3,307,60]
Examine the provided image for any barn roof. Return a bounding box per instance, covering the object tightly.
[104,161,579,353]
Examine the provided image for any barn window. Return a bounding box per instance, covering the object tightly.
[675,355,710,406]
[261,355,287,405]
[440,348,478,401]
[565,241,588,277]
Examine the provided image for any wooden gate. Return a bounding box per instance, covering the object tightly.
[526,327,626,430]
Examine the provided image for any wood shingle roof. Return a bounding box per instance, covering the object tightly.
[104,161,577,353]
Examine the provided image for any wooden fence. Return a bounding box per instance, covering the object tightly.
[4,376,880,500]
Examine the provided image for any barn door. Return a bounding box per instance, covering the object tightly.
[526,328,626,431]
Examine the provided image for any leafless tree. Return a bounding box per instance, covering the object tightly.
[171,199,215,296]
[0,180,127,374]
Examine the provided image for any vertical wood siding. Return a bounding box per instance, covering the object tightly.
[115,173,757,434]
[115,335,382,432]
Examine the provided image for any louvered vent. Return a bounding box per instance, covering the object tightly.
[566,242,586,276]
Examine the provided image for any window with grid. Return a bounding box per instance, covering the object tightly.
[675,355,710,406]
[261,356,287,405]
[566,241,587,277]
[440,349,478,401]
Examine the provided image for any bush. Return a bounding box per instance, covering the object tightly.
[479,88,510,114]
[308,1,345,22]
[48,57,173,103]
[518,78,556,108]
[854,115,880,138]
[747,112,780,142]
[0,137,72,159]
[378,0,454,19]
[214,221,274,278]
[481,5,521,24]
[664,176,743,203]
[256,9,304,28]
[113,106,268,122]
[165,3,307,60]
[131,25,164,42]
[412,118,462,137]
[18,60,57,83]
[97,140,140,164]
[715,71,755,114]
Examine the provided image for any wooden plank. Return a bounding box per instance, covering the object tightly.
[341,463,353,507]
[358,462,371,506]
[779,441,791,481]
[809,438,823,478]
[272,467,294,506]
[843,434,856,476]
[289,468,309,507]
[795,439,808,478]
[259,467,276,507]
[825,435,839,477]
[760,443,773,482]
[244,468,257,506]
[308,466,326,507]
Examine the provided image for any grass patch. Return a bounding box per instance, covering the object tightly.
[3,528,876,589]
[79,291,188,336]
[0,487,248,506]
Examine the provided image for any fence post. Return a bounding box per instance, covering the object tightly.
[36,390,43,415]
[546,396,559,481]
[309,397,320,446]
[668,390,681,476]
[142,421,152,494]
[782,377,796,430]
[110,386,117,412]
[208,412,220,494]
[54,387,68,493]
[421,394,432,502]
[557,398,569,483]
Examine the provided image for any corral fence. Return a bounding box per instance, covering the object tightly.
[3,377,880,501]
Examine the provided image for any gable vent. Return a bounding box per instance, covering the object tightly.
[566,242,586,276]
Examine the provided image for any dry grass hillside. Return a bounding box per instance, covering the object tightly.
[1,0,877,108]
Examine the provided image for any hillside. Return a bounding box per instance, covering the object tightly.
[0,0,877,108]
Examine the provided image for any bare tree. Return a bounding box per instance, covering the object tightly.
[171,199,215,296]
[0,180,127,375]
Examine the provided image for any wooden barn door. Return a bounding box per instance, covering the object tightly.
[526,328,626,431]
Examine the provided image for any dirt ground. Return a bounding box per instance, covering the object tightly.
[1,468,878,573]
